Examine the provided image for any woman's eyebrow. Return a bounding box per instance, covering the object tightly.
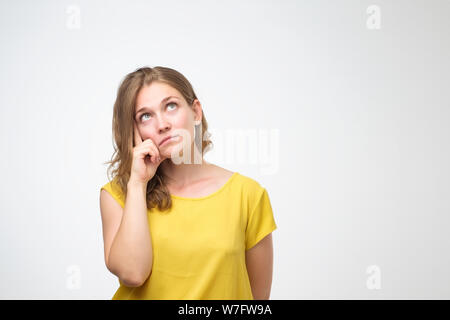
[135,95,178,116]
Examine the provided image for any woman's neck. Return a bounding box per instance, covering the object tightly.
[160,158,214,189]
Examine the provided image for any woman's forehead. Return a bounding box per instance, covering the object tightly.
[136,83,182,110]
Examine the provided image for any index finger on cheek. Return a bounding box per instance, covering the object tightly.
[133,121,140,146]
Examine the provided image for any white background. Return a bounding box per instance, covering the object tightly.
[0,0,449,299]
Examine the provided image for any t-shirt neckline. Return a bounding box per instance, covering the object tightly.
[170,172,238,201]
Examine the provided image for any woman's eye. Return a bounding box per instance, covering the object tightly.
[140,102,177,122]
[167,102,177,110]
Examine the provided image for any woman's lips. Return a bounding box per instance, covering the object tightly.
[160,135,179,146]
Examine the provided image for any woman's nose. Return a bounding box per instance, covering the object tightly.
[156,116,171,133]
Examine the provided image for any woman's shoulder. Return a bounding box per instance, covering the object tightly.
[211,168,265,201]
[234,172,264,190]
[209,165,262,190]
[230,172,270,210]
[207,163,265,196]
[100,177,126,206]
[101,176,122,191]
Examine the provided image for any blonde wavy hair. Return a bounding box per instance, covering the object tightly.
[103,66,213,211]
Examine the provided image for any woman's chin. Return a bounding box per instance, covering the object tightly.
[159,144,183,159]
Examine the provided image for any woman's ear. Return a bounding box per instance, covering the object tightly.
[192,99,203,125]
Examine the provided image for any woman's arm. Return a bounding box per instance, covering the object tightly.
[100,181,153,287]
[245,233,274,299]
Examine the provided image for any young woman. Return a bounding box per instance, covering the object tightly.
[99,66,277,300]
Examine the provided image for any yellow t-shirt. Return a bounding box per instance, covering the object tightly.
[100,172,277,300]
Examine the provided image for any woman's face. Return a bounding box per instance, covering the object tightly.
[134,81,202,161]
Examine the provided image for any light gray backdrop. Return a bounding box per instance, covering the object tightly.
[0,0,449,299]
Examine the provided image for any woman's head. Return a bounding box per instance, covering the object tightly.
[104,66,213,211]
[134,81,202,162]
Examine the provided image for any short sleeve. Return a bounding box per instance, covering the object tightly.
[245,188,277,250]
[100,180,125,209]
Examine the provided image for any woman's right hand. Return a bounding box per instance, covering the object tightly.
[129,120,164,186]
